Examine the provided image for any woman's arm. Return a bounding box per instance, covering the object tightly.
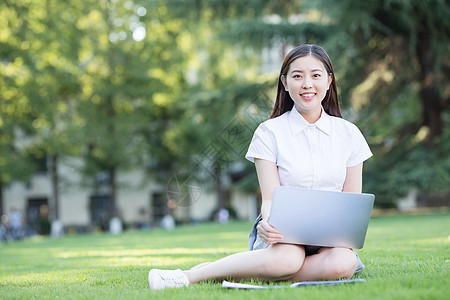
[254,158,281,220]
[254,158,283,244]
[342,163,363,193]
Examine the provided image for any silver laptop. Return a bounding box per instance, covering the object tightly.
[268,186,375,249]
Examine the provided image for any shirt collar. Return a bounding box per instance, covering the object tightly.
[288,106,332,136]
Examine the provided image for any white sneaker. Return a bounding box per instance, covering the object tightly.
[148,269,189,290]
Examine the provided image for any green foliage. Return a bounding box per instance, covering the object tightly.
[318,0,450,205]
[0,0,80,185]
[364,110,450,206]
[1,0,448,210]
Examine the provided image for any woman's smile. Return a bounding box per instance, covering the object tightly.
[300,92,316,101]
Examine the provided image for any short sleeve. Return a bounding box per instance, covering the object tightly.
[245,123,277,164]
[346,125,373,167]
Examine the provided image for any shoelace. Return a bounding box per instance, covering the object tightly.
[160,271,186,286]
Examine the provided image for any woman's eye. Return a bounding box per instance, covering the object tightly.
[293,74,302,79]
[313,74,321,78]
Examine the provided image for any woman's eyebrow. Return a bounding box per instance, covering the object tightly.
[290,68,324,74]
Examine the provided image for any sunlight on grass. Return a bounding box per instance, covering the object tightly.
[410,236,449,246]
[1,269,89,286]
[55,247,243,259]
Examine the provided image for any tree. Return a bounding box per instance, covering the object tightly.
[74,0,201,224]
[0,0,84,219]
[315,0,450,205]
[163,0,450,207]
[151,1,283,216]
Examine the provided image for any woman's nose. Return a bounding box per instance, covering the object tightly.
[302,77,312,89]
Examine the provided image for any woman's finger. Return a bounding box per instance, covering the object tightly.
[257,220,283,243]
[258,219,281,234]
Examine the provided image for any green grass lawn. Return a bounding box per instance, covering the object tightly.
[1,211,449,299]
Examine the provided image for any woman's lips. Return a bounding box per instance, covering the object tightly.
[300,93,316,101]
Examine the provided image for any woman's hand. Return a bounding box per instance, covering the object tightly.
[256,219,284,244]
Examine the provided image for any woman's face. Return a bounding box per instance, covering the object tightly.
[281,55,332,122]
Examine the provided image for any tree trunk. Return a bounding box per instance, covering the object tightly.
[109,167,117,218]
[0,184,3,217]
[50,154,59,220]
[215,169,226,211]
[416,29,443,142]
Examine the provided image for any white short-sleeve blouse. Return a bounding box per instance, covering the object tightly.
[245,106,373,192]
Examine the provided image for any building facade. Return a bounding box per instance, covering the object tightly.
[1,156,258,233]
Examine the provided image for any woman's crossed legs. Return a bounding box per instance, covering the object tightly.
[183,243,358,284]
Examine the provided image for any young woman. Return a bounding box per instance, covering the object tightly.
[148,44,372,290]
